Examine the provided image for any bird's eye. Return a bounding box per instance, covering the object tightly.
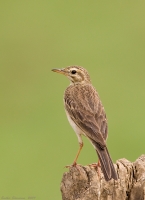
[71,70,76,74]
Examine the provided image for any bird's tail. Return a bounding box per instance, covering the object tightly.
[95,144,118,181]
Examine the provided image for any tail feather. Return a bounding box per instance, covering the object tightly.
[95,145,118,181]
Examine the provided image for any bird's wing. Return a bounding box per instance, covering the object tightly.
[64,84,108,148]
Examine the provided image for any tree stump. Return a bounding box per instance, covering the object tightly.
[60,155,145,200]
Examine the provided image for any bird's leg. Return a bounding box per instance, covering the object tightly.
[72,142,83,166]
[89,160,101,179]
[90,160,100,168]
[65,142,83,168]
[97,160,101,179]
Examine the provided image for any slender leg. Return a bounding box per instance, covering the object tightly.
[65,142,83,168]
[89,160,101,179]
[89,160,100,168]
[97,160,101,179]
[72,143,83,166]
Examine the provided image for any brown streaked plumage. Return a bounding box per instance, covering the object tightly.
[52,66,118,181]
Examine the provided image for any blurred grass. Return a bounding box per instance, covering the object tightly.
[0,0,145,199]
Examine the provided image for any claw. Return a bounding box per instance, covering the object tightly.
[65,162,81,172]
[89,161,101,179]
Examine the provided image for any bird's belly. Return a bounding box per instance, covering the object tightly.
[65,110,86,142]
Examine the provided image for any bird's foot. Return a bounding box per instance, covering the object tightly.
[89,162,101,179]
[65,162,81,171]
[89,163,98,168]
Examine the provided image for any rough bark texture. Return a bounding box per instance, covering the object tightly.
[60,155,145,200]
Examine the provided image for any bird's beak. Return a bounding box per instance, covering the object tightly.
[52,68,68,76]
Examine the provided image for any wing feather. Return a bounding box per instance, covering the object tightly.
[64,84,108,148]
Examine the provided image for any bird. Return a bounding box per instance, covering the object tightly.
[52,66,118,181]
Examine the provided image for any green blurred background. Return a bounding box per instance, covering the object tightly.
[0,1,145,199]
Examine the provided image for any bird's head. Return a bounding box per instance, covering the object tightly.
[52,66,91,85]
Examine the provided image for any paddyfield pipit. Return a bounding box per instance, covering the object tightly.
[52,66,118,181]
